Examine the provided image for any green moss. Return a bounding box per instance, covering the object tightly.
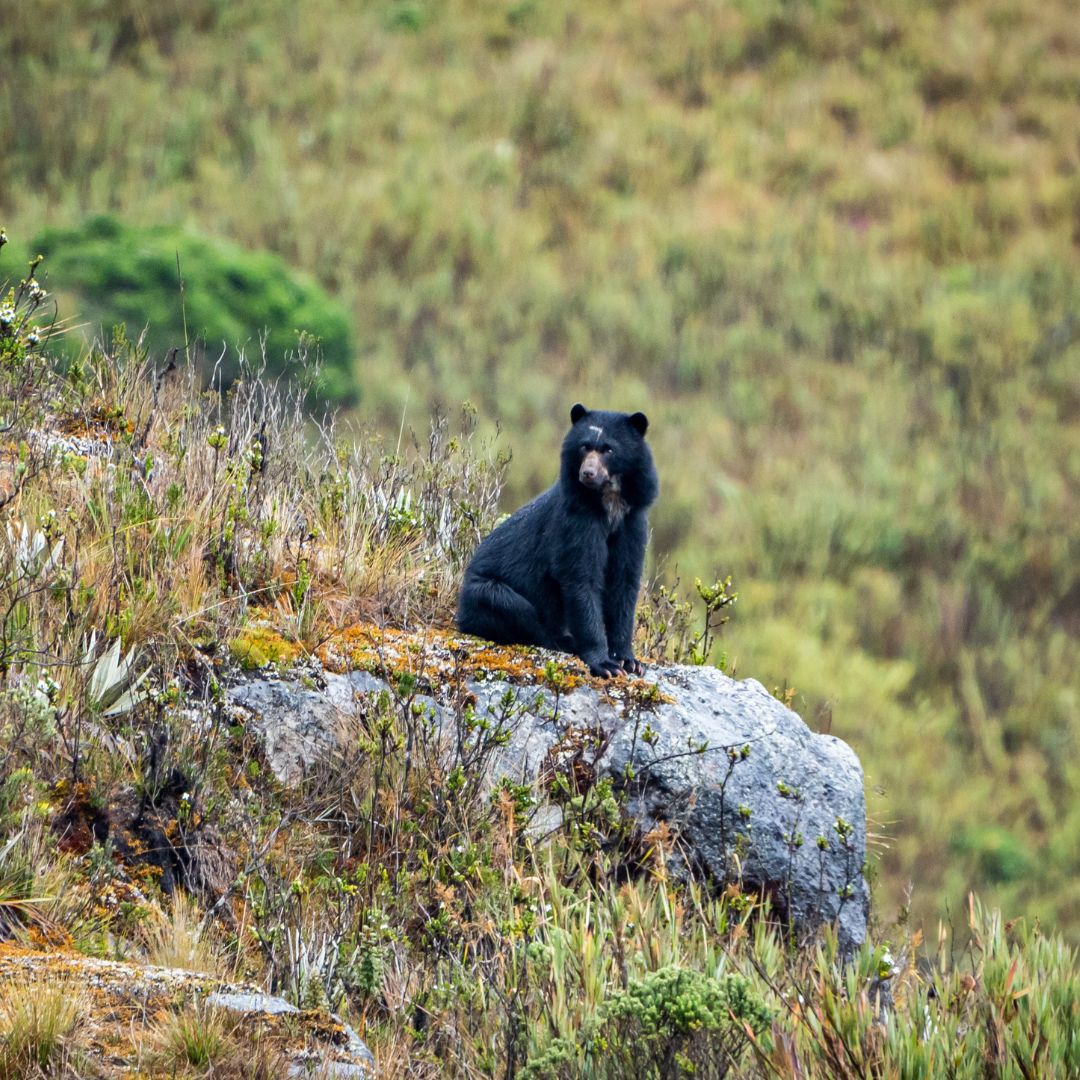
[228,626,303,671]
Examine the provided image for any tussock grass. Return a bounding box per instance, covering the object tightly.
[141,892,222,975]
[0,813,93,948]
[148,1004,235,1074]
[0,976,89,1080]
[146,1002,329,1079]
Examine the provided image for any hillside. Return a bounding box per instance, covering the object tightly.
[2,0,1079,944]
[0,285,1076,1074]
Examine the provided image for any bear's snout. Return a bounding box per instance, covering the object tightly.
[579,450,609,489]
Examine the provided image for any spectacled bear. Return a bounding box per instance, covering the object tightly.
[457,403,658,678]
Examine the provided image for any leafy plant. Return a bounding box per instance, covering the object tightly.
[82,631,149,718]
[523,965,772,1079]
[637,574,737,667]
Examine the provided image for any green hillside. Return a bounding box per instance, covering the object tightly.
[2,0,1078,939]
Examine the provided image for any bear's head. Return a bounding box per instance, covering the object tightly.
[560,403,658,512]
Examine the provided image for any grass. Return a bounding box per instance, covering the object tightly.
[146,1004,293,1078]
[0,976,89,1080]
[2,0,1077,936]
[141,892,221,975]
[0,0,1077,1071]
[148,1004,243,1075]
[0,288,1072,1073]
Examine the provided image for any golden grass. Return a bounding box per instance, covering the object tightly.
[141,893,222,976]
[0,974,89,1080]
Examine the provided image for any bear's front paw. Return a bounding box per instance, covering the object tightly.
[584,653,624,679]
[615,655,645,676]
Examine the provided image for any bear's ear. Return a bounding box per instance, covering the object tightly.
[570,403,589,424]
[628,412,649,435]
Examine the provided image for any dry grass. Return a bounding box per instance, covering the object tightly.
[147,1003,236,1075]
[141,892,222,975]
[0,975,90,1080]
[32,341,507,664]
[0,814,93,948]
[146,1001,335,1079]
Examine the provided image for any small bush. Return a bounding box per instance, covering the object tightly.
[0,240,58,468]
[522,965,772,1079]
[34,215,355,404]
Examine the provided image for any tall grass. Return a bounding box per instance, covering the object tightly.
[0,977,89,1080]
[0,282,1074,1075]
[1,0,1078,936]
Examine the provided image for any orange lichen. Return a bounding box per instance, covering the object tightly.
[26,924,74,950]
[225,616,657,698]
[600,677,676,709]
[316,621,592,690]
[56,402,134,439]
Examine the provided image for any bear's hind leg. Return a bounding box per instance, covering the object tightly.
[457,578,561,650]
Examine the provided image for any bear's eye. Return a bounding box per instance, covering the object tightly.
[580,443,589,454]
[600,444,612,454]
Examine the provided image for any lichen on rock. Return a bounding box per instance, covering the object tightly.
[0,943,375,1077]
[227,623,870,953]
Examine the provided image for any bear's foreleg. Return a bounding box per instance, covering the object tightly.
[557,540,624,678]
[604,513,648,675]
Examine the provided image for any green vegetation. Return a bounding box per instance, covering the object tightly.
[0,259,1076,1075]
[148,1005,258,1077]
[521,965,772,1078]
[4,0,1076,936]
[34,215,355,404]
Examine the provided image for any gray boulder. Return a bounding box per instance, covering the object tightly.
[208,990,375,1077]
[229,670,386,784]
[227,644,869,952]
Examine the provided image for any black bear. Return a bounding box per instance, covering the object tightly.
[457,403,658,678]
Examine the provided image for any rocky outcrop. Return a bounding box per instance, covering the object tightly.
[499,664,869,954]
[0,945,375,1077]
[227,626,870,952]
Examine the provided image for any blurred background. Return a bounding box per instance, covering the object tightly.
[1,0,1077,938]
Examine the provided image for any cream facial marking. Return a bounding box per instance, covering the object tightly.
[589,425,604,439]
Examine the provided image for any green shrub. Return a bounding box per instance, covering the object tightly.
[951,824,1035,885]
[34,215,355,404]
[523,966,772,1079]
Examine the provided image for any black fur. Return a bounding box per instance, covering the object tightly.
[457,404,658,678]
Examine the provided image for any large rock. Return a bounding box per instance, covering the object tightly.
[227,629,870,952]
